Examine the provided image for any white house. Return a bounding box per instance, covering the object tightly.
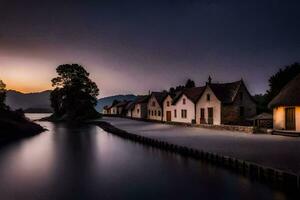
[196,78,256,125]
[170,87,205,124]
[162,94,175,122]
[147,92,168,121]
[269,74,300,133]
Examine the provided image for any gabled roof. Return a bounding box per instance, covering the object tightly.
[150,91,168,107]
[268,73,300,108]
[134,95,150,104]
[209,80,243,104]
[172,87,206,105]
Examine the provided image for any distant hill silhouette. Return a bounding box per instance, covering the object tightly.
[96,94,136,112]
[6,90,136,113]
[6,90,52,111]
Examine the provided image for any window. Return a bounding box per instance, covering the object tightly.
[239,106,245,117]
[200,108,205,119]
[152,101,156,106]
[158,110,161,116]
[181,109,187,118]
[154,110,157,116]
[151,110,154,116]
[183,98,186,105]
[174,109,177,118]
[148,110,150,115]
[167,101,170,107]
[137,109,140,114]
[207,94,211,101]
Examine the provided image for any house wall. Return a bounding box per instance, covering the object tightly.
[126,110,132,118]
[147,96,163,121]
[274,106,300,131]
[196,87,221,125]
[221,84,256,124]
[132,103,148,119]
[273,107,285,130]
[110,106,118,115]
[117,107,123,115]
[172,94,195,124]
[163,95,174,121]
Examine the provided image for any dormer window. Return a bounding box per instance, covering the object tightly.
[183,98,186,105]
[207,94,211,101]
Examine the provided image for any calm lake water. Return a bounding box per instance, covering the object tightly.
[0,114,296,199]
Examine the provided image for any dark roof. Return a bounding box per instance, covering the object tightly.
[172,87,206,104]
[249,112,273,120]
[124,101,135,111]
[209,80,243,104]
[114,100,129,107]
[268,73,300,108]
[150,92,168,107]
[134,95,150,104]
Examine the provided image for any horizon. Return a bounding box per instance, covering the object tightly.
[1,0,299,97]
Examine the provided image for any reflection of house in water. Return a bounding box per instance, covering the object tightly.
[269,74,300,134]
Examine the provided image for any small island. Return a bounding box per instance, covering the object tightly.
[0,80,45,142]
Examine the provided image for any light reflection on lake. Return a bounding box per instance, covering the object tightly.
[0,114,295,199]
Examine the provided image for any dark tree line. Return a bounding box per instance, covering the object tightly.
[0,80,7,110]
[255,62,300,113]
[50,64,100,121]
[168,79,195,96]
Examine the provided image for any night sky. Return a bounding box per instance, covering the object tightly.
[0,0,299,97]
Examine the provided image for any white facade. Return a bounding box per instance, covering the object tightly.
[172,94,195,124]
[147,96,163,121]
[110,106,118,115]
[196,86,221,125]
[163,95,174,122]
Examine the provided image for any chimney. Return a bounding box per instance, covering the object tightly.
[206,76,212,85]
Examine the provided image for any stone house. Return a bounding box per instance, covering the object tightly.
[269,73,300,133]
[147,92,168,121]
[196,78,257,125]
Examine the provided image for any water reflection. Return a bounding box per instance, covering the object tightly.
[0,115,296,199]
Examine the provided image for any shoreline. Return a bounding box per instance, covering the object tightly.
[92,120,300,192]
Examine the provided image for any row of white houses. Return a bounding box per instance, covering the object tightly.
[104,78,257,126]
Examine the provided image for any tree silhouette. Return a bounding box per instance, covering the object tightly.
[0,80,7,110]
[50,64,100,121]
[185,79,195,88]
[266,62,300,103]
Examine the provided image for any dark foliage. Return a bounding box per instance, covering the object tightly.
[266,62,300,103]
[0,80,7,110]
[185,79,195,88]
[253,94,269,114]
[168,79,196,96]
[50,64,101,121]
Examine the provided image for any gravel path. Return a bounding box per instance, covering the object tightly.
[100,117,300,174]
